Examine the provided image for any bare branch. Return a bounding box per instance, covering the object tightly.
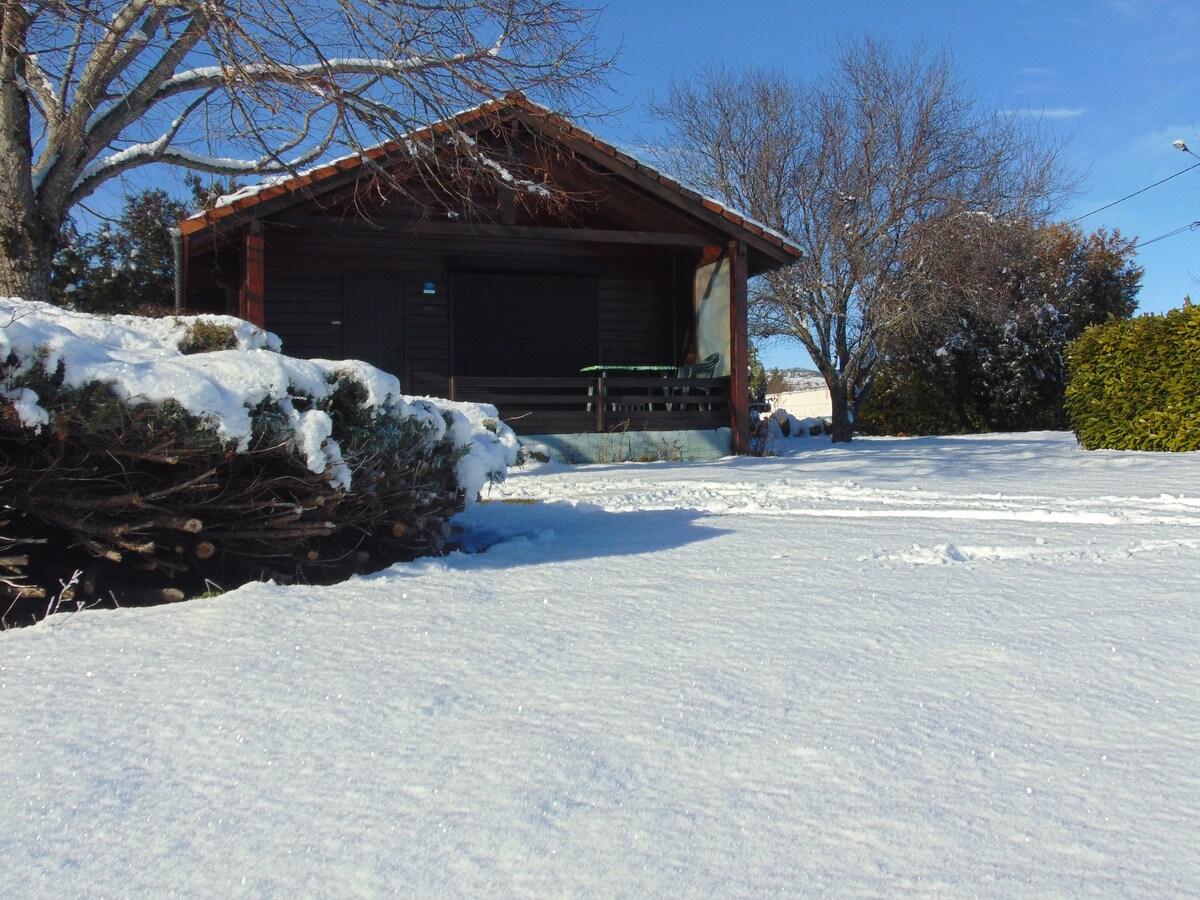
[649,38,1075,441]
[1,0,613,301]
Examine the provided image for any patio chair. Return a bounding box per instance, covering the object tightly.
[680,352,720,379]
[670,352,720,410]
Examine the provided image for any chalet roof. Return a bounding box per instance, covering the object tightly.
[178,93,802,265]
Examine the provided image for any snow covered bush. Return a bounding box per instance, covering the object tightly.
[1066,303,1200,452]
[749,410,832,455]
[0,300,518,624]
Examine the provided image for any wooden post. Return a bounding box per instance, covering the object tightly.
[242,231,266,328]
[176,231,189,312]
[728,240,750,454]
[594,377,605,432]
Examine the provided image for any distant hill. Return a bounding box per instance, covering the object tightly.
[768,368,826,393]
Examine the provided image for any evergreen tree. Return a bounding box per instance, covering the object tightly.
[748,344,768,403]
[52,189,190,314]
[182,174,245,214]
[859,223,1141,434]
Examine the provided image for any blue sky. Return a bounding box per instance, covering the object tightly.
[587,0,1200,369]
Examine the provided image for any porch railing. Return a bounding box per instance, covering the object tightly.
[447,375,731,435]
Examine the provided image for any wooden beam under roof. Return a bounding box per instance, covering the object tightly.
[267,216,717,247]
[511,108,797,271]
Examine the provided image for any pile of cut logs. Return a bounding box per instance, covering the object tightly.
[1,419,464,628]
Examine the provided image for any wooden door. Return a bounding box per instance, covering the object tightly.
[404,276,450,397]
[342,274,405,380]
[263,275,344,359]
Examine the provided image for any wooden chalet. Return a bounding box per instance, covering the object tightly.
[178,94,801,459]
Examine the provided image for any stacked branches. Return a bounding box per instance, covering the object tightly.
[0,303,516,626]
[1,367,467,624]
[2,473,46,611]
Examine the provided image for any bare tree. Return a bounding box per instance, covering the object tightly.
[649,39,1074,441]
[0,1,611,302]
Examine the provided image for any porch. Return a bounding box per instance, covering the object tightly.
[447,374,731,436]
[179,96,806,458]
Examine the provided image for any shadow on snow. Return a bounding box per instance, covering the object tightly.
[384,501,728,573]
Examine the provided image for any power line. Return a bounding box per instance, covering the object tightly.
[1136,220,1200,249]
[1069,160,1200,224]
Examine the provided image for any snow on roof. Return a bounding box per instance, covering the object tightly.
[179,94,802,260]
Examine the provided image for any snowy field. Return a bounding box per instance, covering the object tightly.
[2,432,1199,896]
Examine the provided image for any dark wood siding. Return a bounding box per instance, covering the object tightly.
[451,271,599,377]
[598,269,675,366]
[252,226,693,396]
[263,275,343,358]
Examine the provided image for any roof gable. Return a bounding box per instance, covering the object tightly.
[179,93,801,266]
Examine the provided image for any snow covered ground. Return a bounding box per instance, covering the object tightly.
[2,432,1198,896]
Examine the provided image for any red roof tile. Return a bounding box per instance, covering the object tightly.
[179,93,802,261]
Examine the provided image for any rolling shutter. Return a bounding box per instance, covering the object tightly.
[452,271,599,377]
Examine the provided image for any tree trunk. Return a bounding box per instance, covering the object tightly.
[0,5,55,303]
[829,378,854,443]
[0,203,55,303]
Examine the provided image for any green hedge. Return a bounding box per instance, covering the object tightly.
[1065,304,1200,451]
